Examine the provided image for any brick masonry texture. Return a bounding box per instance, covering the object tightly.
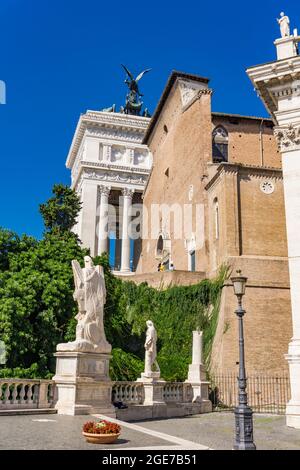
[132,74,291,373]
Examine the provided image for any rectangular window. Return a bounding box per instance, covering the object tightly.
[189,250,196,272]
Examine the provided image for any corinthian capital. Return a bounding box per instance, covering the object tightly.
[99,185,111,197]
[122,187,134,198]
[274,123,300,152]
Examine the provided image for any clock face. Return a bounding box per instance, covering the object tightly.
[260,180,275,194]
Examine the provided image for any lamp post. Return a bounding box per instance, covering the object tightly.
[231,270,256,451]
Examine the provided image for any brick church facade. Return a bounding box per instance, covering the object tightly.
[134,70,291,373]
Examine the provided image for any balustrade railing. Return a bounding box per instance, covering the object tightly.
[112,382,144,405]
[163,382,193,403]
[0,379,55,410]
[1,378,197,411]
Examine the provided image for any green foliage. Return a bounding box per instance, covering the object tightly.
[114,265,228,381]
[0,363,52,379]
[0,229,88,375]
[39,184,82,236]
[110,348,144,381]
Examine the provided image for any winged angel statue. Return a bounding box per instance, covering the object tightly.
[57,256,111,353]
[121,64,151,115]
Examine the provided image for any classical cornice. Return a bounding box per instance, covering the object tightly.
[205,163,283,191]
[66,111,150,168]
[246,56,300,118]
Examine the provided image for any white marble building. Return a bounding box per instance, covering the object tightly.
[66,110,152,273]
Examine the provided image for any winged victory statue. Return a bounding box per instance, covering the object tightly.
[56,256,111,354]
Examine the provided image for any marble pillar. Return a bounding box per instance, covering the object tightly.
[79,182,98,256]
[98,185,111,256]
[120,188,134,272]
[247,26,300,428]
[185,331,212,412]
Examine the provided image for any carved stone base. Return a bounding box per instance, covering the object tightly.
[286,341,300,429]
[137,376,166,408]
[185,363,212,410]
[53,351,115,417]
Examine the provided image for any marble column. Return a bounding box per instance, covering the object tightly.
[98,185,111,256]
[120,188,134,272]
[79,181,98,257]
[247,27,300,428]
[185,331,212,412]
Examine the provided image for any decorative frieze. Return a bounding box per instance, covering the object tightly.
[86,126,143,144]
[274,123,300,151]
[82,160,150,174]
[82,169,147,186]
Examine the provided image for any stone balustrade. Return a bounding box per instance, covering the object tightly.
[163,382,193,403]
[112,381,194,405]
[0,378,201,415]
[112,381,144,405]
[0,379,55,410]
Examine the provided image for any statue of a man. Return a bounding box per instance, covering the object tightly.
[144,320,160,376]
[277,12,290,38]
[57,256,111,353]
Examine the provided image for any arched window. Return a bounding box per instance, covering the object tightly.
[212,126,228,163]
[213,198,219,240]
[156,235,164,257]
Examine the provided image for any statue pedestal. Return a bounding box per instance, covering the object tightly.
[274,35,299,60]
[185,363,212,412]
[137,373,167,414]
[53,351,116,417]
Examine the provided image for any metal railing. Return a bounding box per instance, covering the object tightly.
[210,371,290,414]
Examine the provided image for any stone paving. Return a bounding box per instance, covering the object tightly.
[138,412,300,450]
[0,412,300,450]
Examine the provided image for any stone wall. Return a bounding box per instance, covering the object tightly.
[125,270,206,289]
[135,71,292,374]
[210,256,292,373]
[212,114,280,168]
[137,82,212,274]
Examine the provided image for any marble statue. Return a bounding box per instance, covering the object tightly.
[277,12,290,38]
[57,256,111,353]
[144,320,160,376]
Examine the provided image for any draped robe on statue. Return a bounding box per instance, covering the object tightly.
[57,257,111,353]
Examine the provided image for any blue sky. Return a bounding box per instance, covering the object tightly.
[0,0,299,238]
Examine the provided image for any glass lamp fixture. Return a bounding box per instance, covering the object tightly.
[231,269,247,297]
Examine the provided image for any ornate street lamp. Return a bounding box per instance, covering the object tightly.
[231,270,256,451]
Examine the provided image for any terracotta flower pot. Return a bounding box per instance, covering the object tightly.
[82,431,120,444]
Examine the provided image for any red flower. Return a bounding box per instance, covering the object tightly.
[82,420,121,434]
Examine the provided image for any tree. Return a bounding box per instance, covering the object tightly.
[39,184,82,236]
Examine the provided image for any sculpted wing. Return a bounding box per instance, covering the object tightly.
[96,264,106,300]
[72,260,84,289]
[121,64,133,80]
[135,69,152,82]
